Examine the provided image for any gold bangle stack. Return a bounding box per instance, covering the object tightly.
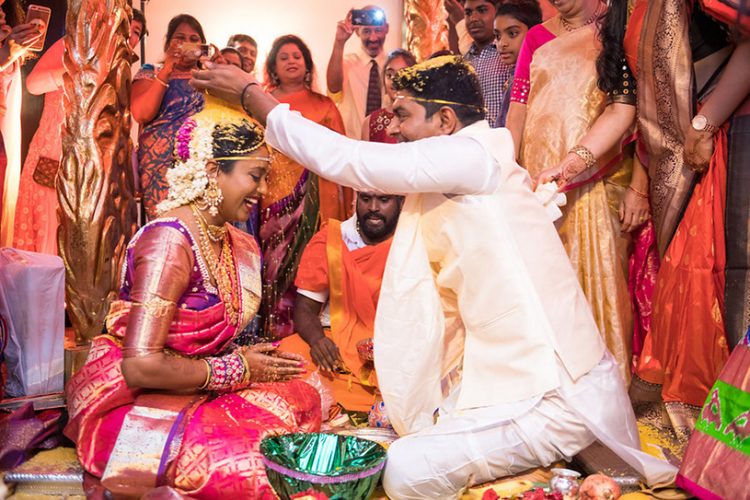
[237,349,251,384]
[568,145,597,168]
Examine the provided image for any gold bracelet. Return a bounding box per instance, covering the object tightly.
[568,145,596,168]
[154,76,169,88]
[237,350,251,384]
[198,359,212,390]
[628,185,649,199]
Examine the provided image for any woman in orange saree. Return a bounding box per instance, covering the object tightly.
[64,102,320,498]
[260,35,353,339]
[506,0,646,382]
[630,0,746,453]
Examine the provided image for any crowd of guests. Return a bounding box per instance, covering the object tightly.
[0,0,748,498]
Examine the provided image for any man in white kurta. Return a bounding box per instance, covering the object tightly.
[192,57,676,499]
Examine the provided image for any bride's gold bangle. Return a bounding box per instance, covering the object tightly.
[238,350,251,384]
[198,359,212,390]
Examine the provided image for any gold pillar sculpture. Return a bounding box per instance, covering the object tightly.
[59,0,136,344]
[403,0,450,61]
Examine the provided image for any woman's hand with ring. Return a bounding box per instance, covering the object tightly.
[619,185,650,233]
[241,343,306,383]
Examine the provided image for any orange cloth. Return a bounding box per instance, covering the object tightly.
[636,128,729,407]
[263,89,353,221]
[281,220,392,413]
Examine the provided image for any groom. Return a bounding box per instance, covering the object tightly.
[192,57,675,498]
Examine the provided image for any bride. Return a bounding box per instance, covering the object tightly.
[65,100,321,498]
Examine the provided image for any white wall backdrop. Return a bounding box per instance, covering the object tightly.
[137,0,404,92]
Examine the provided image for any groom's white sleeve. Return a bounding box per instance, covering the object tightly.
[265,104,499,195]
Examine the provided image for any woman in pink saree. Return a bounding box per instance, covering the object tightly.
[64,101,321,498]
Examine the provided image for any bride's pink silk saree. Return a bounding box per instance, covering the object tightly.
[65,220,321,498]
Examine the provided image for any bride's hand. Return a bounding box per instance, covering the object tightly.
[240,343,306,383]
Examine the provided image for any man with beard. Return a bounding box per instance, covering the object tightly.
[279,191,403,418]
[326,5,389,138]
[192,56,676,499]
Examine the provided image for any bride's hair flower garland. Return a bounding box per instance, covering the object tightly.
[157,116,215,215]
[156,98,268,216]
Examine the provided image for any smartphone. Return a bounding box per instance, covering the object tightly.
[199,44,217,59]
[198,44,218,69]
[25,4,51,52]
[351,8,386,27]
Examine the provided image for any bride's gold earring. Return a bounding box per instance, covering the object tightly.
[204,177,224,217]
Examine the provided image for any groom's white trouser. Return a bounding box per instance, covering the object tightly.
[383,353,666,499]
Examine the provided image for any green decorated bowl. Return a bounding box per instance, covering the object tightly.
[260,432,387,500]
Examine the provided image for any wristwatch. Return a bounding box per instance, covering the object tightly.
[691,114,719,134]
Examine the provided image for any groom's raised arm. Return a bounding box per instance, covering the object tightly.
[191,63,498,195]
[265,105,498,195]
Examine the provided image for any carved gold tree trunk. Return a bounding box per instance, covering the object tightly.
[403,0,450,61]
[60,0,136,344]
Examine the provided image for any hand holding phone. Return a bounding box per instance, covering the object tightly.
[0,23,12,44]
[351,8,386,27]
[198,44,218,69]
[25,4,51,52]
[181,42,202,58]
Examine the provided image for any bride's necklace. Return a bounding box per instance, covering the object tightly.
[191,204,227,243]
[561,4,603,32]
[190,204,239,325]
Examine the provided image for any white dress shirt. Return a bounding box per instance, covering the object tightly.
[267,104,499,195]
[328,46,386,139]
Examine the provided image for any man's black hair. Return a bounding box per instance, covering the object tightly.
[391,56,485,126]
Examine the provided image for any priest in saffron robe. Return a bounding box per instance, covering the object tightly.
[280,191,403,415]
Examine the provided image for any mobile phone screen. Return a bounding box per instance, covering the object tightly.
[25,4,51,52]
[351,9,386,27]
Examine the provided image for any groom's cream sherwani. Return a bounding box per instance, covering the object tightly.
[265,105,676,498]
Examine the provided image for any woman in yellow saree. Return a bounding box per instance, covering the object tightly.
[506,0,648,382]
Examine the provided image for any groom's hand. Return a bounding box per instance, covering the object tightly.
[191,62,256,106]
[192,62,280,124]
